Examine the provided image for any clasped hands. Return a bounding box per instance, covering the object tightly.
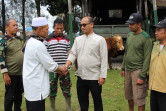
[56,65,68,75]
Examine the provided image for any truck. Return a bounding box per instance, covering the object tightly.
[80,0,166,39]
[78,0,166,67]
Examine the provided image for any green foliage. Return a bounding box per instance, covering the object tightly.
[41,0,80,15]
[41,0,81,33]
[0,67,150,111]
[41,0,68,15]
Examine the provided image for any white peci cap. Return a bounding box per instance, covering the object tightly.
[32,17,48,27]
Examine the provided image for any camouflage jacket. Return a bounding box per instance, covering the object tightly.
[0,34,23,75]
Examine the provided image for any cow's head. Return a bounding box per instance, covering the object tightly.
[113,35,124,51]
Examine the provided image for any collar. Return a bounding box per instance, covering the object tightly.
[52,31,64,38]
[5,33,19,41]
[84,32,95,38]
[30,33,45,42]
[132,30,144,35]
[153,41,161,46]
[22,33,44,53]
[155,40,166,46]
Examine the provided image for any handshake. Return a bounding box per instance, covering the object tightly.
[55,65,69,75]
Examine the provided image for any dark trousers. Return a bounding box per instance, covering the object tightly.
[77,77,103,111]
[150,90,166,111]
[26,99,45,111]
[4,75,23,111]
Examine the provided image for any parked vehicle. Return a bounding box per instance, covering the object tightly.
[81,0,166,39]
[80,0,166,56]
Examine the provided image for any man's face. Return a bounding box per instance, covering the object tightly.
[129,23,140,32]
[39,25,49,38]
[6,19,18,36]
[155,28,166,41]
[53,24,64,36]
[80,18,93,35]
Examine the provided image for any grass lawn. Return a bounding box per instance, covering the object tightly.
[0,67,150,111]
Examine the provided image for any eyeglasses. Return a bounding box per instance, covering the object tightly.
[80,23,90,27]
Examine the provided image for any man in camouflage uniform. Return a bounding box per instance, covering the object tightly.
[44,18,71,111]
[0,19,23,111]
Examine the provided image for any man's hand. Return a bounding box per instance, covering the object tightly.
[4,73,11,85]
[56,66,68,75]
[136,78,144,85]
[121,71,125,77]
[98,78,105,86]
[65,60,72,69]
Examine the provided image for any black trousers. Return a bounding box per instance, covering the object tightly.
[77,77,103,111]
[26,99,45,111]
[150,90,166,111]
[4,75,23,111]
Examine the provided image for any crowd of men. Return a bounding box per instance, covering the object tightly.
[0,13,166,111]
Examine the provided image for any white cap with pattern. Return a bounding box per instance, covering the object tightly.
[32,17,48,27]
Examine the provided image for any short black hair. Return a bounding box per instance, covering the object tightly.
[53,18,64,26]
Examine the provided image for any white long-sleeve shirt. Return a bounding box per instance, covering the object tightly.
[23,38,58,101]
[68,33,108,80]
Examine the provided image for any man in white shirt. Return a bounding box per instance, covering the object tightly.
[23,17,68,111]
[65,16,108,111]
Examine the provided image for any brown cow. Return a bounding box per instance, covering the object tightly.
[105,35,124,69]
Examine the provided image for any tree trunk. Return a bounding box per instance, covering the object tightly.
[82,0,89,17]
[35,0,40,17]
[82,0,85,17]
[2,0,5,35]
[22,0,26,42]
[64,12,69,34]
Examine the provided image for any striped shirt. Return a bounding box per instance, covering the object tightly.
[44,32,70,66]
